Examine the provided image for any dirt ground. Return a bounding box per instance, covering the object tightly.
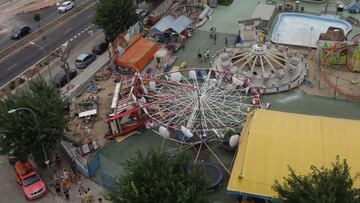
[66,71,116,147]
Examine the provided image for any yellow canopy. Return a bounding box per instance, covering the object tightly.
[228,109,360,200]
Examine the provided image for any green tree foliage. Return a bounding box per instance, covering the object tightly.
[105,148,209,203]
[272,157,360,203]
[0,78,69,167]
[93,0,138,39]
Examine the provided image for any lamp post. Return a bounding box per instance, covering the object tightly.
[8,108,50,171]
[309,26,314,50]
[29,41,53,81]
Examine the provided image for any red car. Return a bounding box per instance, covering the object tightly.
[14,161,47,200]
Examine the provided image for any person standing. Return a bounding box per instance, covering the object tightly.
[203,50,207,62]
[206,49,210,60]
[78,191,85,203]
[98,198,103,203]
[64,187,70,201]
[87,188,94,202]
[84,191,91,203]
[209,26,214,39]
[63,168,69,181]
[54,182,62,196]
[197,49,202,62]
[225,37,228,47]
[213,33,217,45]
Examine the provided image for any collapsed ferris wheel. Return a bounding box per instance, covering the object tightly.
[108,68,264,173]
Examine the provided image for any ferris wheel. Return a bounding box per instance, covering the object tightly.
[139,68,262,171]
[107,68,263,174]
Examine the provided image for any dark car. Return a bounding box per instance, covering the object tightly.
[53,69,78,88]
[75,53,96,69]
[92,42,109,55]
[10,26,31,39]
[8,149,18,165]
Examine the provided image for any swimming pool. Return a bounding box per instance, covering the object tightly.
[271,13,352,48]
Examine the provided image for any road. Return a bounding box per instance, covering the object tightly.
[0,3,99,87]
[0,0,87,50]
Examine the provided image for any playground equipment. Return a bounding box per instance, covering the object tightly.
[320,43,360,99]
[213,43,308,94]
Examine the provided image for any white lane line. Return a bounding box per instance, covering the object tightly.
[65,28,72,33]
[42,44,47,48]
[77,33,81,36]
[86,15,93,19]
[7,63,17,71]
[81,30,85,34]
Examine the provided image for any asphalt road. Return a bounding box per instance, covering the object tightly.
[0,0,88,50]
[0,3,98,87]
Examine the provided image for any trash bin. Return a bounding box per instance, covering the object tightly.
[208,0,218,8]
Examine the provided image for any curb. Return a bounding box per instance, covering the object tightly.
[22,4,52,14]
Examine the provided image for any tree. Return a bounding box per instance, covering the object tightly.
[33,13,41,29]
[105,148,209,203]
[272,157,360,203]
[93,0,138,39]
[0,78,69,167]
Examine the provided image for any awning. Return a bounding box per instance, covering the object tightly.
[116,36,160,71]
[228,109,360,200]
[169,15,191,33]
[149,15,191,34]
[149,15,175,33]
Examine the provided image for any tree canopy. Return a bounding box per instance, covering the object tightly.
[105,148,209,203]
[272,157,360,203]
[93,0,138,39]
[0,78,69,167]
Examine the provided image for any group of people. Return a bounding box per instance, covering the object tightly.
[52,153,102,202]
[210,26,217,45]
[197,49,210,63]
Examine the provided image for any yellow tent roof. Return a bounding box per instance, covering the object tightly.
[228,109,360,200]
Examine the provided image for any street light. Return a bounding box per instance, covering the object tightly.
[29,41,53,81]
[309,26,314,50]
[8,108,50,169]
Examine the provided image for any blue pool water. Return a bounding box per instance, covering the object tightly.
[271,13,352,47]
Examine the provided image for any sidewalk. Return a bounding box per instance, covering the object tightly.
[37,149,109,203]
[0,0,58,14]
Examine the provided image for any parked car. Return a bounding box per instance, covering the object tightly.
[74,53,96,69]
[9,26,31,39]
[7,149,18,165]
[57,1,74,13]
[53,69,78,88]
[14,161,47,200]
[136,8,148,17]
[92,42,109,55]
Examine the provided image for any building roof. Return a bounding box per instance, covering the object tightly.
[169,15,191,33]
[251,3,275,21]
[228,109,360,200]
[149,15,175,33]
[149,15,191,34]
[116,35,160,71]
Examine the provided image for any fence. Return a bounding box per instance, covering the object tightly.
[60,140,100,178]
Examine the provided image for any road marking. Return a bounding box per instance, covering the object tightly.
[0,1,96,64]
[7,63,17,71]
[86,14,93,19]
[50,12,57,16]
[81,30,85,34]
[65,28,72,33]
